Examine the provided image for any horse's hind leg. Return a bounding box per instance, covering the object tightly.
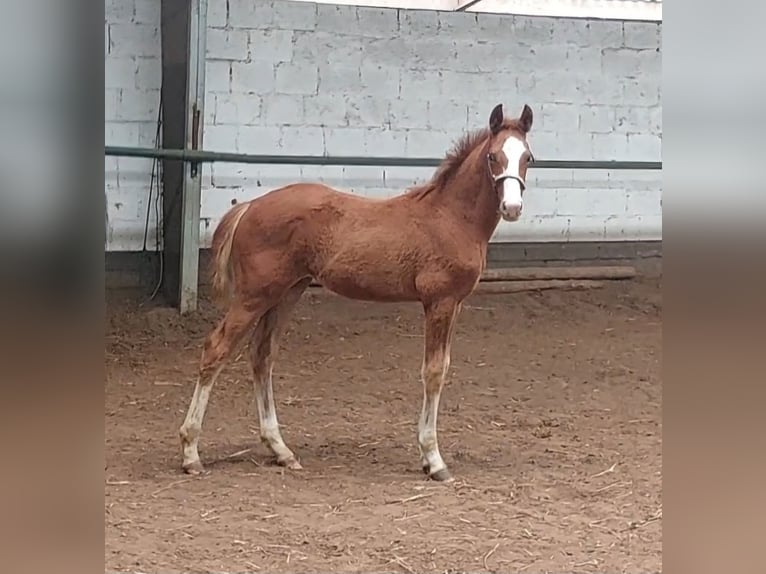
[179,302,262,474]
[249,278,311,469]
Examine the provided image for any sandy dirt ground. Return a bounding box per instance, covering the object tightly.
[105,278,661,573]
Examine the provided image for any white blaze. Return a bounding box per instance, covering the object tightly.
[499,136,527,216]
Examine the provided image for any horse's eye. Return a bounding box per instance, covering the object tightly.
[488,153,497,162]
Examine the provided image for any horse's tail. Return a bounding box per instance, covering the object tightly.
[210,201,251,302]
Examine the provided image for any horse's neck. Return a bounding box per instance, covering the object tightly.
[440,156,501,244]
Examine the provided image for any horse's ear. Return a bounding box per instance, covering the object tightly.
[489,103,504,135]
[518,104,533,133]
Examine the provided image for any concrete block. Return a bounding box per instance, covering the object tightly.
[601,48,646,79]
[106,122,140,146]
[231,61,274,94]
[210,163,261,188]
[215,93,262,125]
[117,157,156,187]
[623,78,660,107]
[627,133,661,161]
[117,88,160,122]
[427,100,468,132]
[204,125,238,152]
[108,23,159,57]
[206,61,231,94]
[228,0,273,29]
[405,129,452,157]
[280,126,325,155]
[356,6,399,38]
[570,169,611,189]
[206,28,249,61]
[548,18,593,47]
[625,189,662,216]
[400,9,439,36]
[438,11,478,38]
[650,106,662,135]
[382,166,432,190]
[364,128,407,156]
[529,168,575,190]
[473,12,513,37]
[591,133,630,161]
[105,155,119,177]
[105,0,134,23]
[341,166,386,188]
[303,94,349,127]
[443,70,488,99]
[275,62,318,95]
[532,73,583,104]
[300,165,345,184]
[249,29,294,63]
[346,96,389,128]
[408,39,459,71]
[105,58,136,89]
[138,122,161,147]
[578,105,615,134]
[237,125,282,154]
[388,98,428,130]
[135,57,161,90]
[540,103,579,133]
[603,215,661,240]
[566,46,602,74]
[556,188,627,217]
[207,0,228,28]
[104,121,138,147]
[452,40,506,73]
[613,106,652,134]
[513,15,556,44]
[399,69,441,100]
[271,0,318,31]
[623,22,660,49]
[107,188,144,221]
[261,94,304,126]
[362,37,411,67]
[637,48,661,77]
[607,170,661,191]
[526,43,569,73]
[204,93,216,124]
[519,187,557,218]
[318,64,361,95]
[323,127,366,156]
[316,3,357,32]
[578,74,624,105]
[134,0,160,25]
[359,63,400,99]
[586,20,623,47]
[546,131,591,160]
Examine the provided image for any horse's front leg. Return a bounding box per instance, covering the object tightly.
[418,298,461,482]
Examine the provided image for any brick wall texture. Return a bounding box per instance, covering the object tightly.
[105,0,662,251]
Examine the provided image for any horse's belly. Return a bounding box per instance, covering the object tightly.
[315,267,418,302]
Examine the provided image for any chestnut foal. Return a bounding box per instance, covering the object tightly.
[179,103,535,482]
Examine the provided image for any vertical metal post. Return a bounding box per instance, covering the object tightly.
[178,0,207,314]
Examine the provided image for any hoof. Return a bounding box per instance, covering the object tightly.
[182,460,205,475]
[429,468,454,482]
[277,456,303,470]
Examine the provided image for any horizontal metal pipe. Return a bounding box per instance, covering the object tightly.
[105,145,662,170]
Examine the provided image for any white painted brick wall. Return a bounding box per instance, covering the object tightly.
[105,0,662,251]
[104,0,162,251]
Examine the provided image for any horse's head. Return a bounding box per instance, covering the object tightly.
[485,103,535,222]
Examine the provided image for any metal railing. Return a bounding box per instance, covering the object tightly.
[105,146,662,171]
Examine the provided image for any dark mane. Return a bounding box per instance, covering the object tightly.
[407,119,519,199]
